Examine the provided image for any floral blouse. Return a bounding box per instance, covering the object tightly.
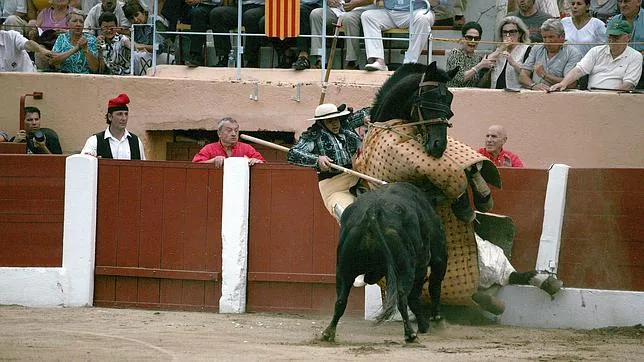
[52,31,98,74]
[446,48,483,88]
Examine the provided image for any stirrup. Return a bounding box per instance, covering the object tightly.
[333,204,345,222]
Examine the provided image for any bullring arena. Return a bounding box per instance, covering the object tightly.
[2,13,644,355]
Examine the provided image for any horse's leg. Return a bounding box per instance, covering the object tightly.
[428,257,447,322]
[467,163,493,212]
[508,270,537,285]
[397,292,418,343]
[407,270,429,333]
[321,274,353,342]
[508,270,563,297]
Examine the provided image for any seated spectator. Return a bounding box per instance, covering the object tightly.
[178,0,217,67]
[562,0,607,56]
[549,19,642,90]
[80,0,101,15]
[307,0,377,70]
[208,0,264,68]
[477,125,523,168]
[0,130,11,142]
[289,0,323,71]
[10,106,63,154]
[446,21,496,87]
[612,0,643,88]
[508,0,553,42]
[192,117,265,168]
[123,1,173,74]
[2,0,34,36]
[84,0,130,36]
[96,11,131,74]
[361,0,447,71]
[519,18,582,90]
[590,0,619,22]
[30,0,76,70]
[488,16,532,89]
[50,9,99,73]
[550,19,642,92]
[433,0,455,26]
[1,22,52,71]
[81,93,146,159]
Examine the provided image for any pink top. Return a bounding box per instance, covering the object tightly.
[40,7,73,31]
[192,141,266,163]
[478,147,524,168]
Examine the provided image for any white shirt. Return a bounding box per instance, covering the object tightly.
[84,2,131,35]
[1,0,27,17]
[0,29,36,72]
[577,45,643,90]
[81,127,147,160]
[562,17,607,56]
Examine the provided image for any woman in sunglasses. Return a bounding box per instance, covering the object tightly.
[446,21,496,87]
[487,16,532,89]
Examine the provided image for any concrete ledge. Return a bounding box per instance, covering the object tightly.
[498,285,644,329]
[0,268,65,307]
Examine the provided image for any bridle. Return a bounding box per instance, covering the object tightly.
[410,73,454,127]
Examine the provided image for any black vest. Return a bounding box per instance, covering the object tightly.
[95,131,141,160]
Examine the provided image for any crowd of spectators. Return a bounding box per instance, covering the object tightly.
[1,0,642,88]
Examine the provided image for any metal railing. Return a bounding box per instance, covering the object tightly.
[150,0,436,80]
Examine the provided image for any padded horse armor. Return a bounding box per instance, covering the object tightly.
[354,120,502,305]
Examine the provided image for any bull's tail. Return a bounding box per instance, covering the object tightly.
[372,213,401,324]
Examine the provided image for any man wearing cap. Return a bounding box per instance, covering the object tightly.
[549,19,643,91]
[192,117,266,168]
[1,18,52,72]
[81,93,146,160]
[288,104,369,220]
[612,0,644,88]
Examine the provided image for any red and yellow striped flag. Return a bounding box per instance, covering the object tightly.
[265,0,300,40]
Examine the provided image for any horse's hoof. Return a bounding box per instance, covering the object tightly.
[417,323,429,334]
[405,334,419,344]
[321,333,335,343]
[541,276,563,296]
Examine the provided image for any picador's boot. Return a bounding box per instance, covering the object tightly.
[529,273,564,297]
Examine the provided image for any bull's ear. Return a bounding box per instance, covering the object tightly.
[447,66,460,80]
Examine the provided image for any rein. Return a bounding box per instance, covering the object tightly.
[368,118,451,142]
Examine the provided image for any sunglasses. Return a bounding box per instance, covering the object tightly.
[464,35,481,41]
[502,29,519,36]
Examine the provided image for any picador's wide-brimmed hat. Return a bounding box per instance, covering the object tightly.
[308,103,351,121]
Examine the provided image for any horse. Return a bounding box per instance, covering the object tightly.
[369,61,458,158]
[321,182,447,343]
[354,62,563,313]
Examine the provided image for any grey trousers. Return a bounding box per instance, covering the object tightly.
[309,5,377,62]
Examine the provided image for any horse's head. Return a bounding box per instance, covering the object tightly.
[412,62,458,158]
[370,62,458,158]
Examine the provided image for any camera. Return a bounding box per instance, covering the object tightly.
[33,130,45,142]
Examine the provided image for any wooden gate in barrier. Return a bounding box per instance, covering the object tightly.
[93,160,224,311]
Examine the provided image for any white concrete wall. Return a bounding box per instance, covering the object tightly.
[0,155,98,307]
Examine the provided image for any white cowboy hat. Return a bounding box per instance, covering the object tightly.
[308,103,351,121]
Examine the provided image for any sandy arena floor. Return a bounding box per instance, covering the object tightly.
[0,306,642,361]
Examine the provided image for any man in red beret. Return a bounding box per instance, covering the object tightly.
[81,93,146,160]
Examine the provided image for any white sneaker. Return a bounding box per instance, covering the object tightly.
[365,61,388,71]
[353,274,366,287]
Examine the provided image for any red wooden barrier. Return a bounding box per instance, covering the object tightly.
[93,160,223,311]
[491,168,548,272]
[0,155,65,267]
[559,169,644,291]
[247,164,364,315]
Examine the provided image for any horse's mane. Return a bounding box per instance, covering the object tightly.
[370,62,455,123]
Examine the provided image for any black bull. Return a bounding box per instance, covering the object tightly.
[321,182,448,343]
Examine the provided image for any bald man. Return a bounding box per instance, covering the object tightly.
[478,125,524,167]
